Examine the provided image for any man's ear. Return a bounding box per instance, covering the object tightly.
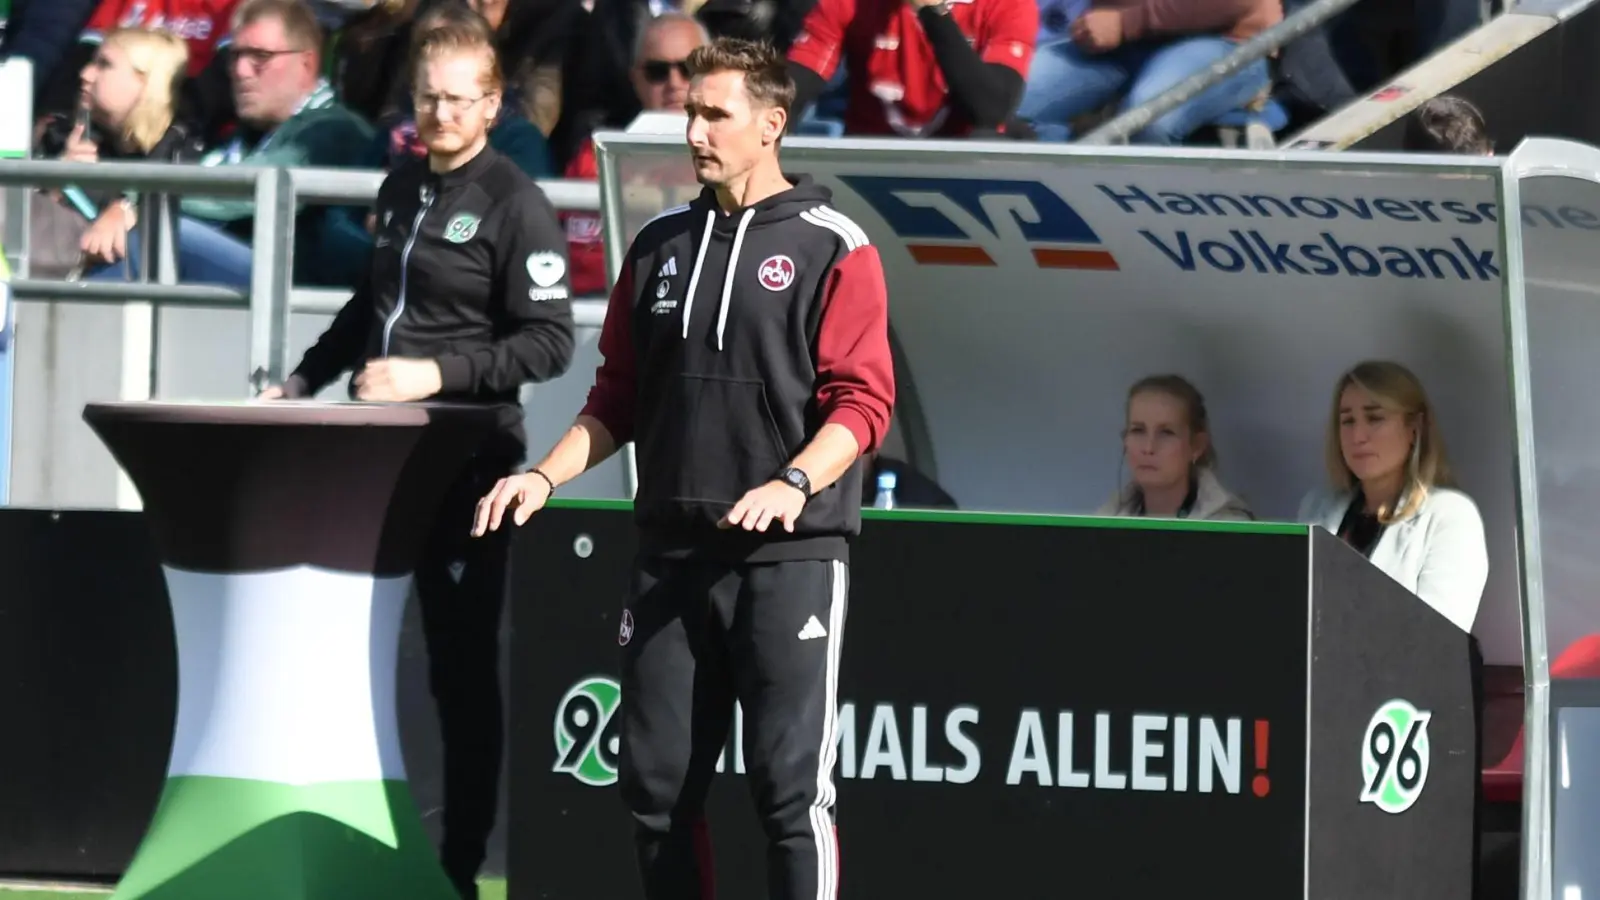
[763,106,788,146]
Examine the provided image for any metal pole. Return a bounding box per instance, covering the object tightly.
[8,280,244,305]
[150,192,178,401]
[1498,159,1551,900]
[247,168,294,394]
[136,193,162,400]
[595,138,640,500]
[271,167,297,386]
[1077,0,1367,145]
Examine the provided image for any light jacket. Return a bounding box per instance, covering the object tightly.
[1298,485,1489,633]
[1097,466,1255,522]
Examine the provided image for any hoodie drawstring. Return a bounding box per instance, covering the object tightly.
[680,206,756,352]
[680,210,715,342]
[715,209,756,351]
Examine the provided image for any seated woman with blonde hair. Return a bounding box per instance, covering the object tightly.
[1298,360,1489,633]
[1098,374,1254,521]
[38,27,201,275]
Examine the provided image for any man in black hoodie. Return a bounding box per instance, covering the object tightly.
[473,36,894,900]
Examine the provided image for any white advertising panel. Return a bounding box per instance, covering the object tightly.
[601,137,1534,664]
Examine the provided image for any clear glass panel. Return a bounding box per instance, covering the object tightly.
[1515,172,1600,676]
[610,143,702,247]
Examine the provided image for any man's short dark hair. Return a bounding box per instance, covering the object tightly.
[1403,96,1493,155]
[686,37,795,116]
[232,0,323,52]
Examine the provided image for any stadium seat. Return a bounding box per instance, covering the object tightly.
[1481,632,1600,804]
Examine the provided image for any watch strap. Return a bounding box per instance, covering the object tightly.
[778,466,813,499]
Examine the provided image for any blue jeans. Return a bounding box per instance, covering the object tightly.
[87,216,253,287]
[1017,36,1272,145]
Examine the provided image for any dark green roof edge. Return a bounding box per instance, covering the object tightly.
[545,498,1307,535]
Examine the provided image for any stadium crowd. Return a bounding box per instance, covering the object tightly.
[0,0,1496,289]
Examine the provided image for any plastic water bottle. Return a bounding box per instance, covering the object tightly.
[873,471,898,510]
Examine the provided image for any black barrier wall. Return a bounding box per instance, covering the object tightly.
[509,502,1476,899]
[0,508,512,882]
[0,504,1476,897]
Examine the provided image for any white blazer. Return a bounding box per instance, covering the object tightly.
[1297,486,1489,634]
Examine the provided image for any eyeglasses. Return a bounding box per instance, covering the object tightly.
[414,93,490,115]
[227,46,304,72]
[640,59,691,84]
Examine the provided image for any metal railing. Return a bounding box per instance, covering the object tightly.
[0,158,603,395]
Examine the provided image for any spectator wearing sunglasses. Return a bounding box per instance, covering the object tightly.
[561,10,706,297]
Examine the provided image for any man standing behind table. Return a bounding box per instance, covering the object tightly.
[472,37,895,900]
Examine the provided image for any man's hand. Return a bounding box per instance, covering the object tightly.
[1071,9,1123,52]
[906,0,944,9]
[473,473,554,536]
[720,480,807,533]
[257,374,309,400]
[354,358,443,402]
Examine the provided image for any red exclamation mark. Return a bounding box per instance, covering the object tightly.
[1252,720,1271,797]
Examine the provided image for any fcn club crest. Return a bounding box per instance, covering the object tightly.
[758,255,795,291]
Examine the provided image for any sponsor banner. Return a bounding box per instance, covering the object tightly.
[508,505,1476,900]
[600,139,1578,665]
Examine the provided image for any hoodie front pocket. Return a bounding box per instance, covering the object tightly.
[638,373,790,509]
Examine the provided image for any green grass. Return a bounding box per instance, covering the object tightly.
[0,878,507,899]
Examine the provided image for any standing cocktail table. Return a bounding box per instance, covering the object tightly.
[83,400,499,900]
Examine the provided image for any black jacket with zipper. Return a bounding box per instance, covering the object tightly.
[289,146,576,461]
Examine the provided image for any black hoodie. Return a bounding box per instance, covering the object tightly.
[581,175,896,563]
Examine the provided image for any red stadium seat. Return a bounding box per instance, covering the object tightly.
[1481,633,1600,803]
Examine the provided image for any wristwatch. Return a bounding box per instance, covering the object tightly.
[777,466,813,500]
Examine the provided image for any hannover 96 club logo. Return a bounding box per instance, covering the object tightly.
[1360,698,1432,814]
[554,676,622,786]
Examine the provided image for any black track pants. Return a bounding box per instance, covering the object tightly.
[617,555,849,900]
[413,458,513,898]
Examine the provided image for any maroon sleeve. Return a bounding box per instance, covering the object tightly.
[814,245,895,455]
[1119,0,1260,40]
[578,263,638,445]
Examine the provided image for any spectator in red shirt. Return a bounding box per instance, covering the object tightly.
[562,10,706,296]
[785,0,1037,137]
[80,0,241,76]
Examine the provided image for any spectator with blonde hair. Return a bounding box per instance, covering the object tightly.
[37,27,203,273]
[1097,374,1253,521]
[1298,360,1488,632]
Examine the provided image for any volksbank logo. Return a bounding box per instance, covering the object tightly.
[554,677,622,786]
[1098,183,1599,282]
[840,175,1119,271]
[1360,698,1431,814]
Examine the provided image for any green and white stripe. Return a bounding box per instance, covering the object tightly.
[112,566,456,900]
